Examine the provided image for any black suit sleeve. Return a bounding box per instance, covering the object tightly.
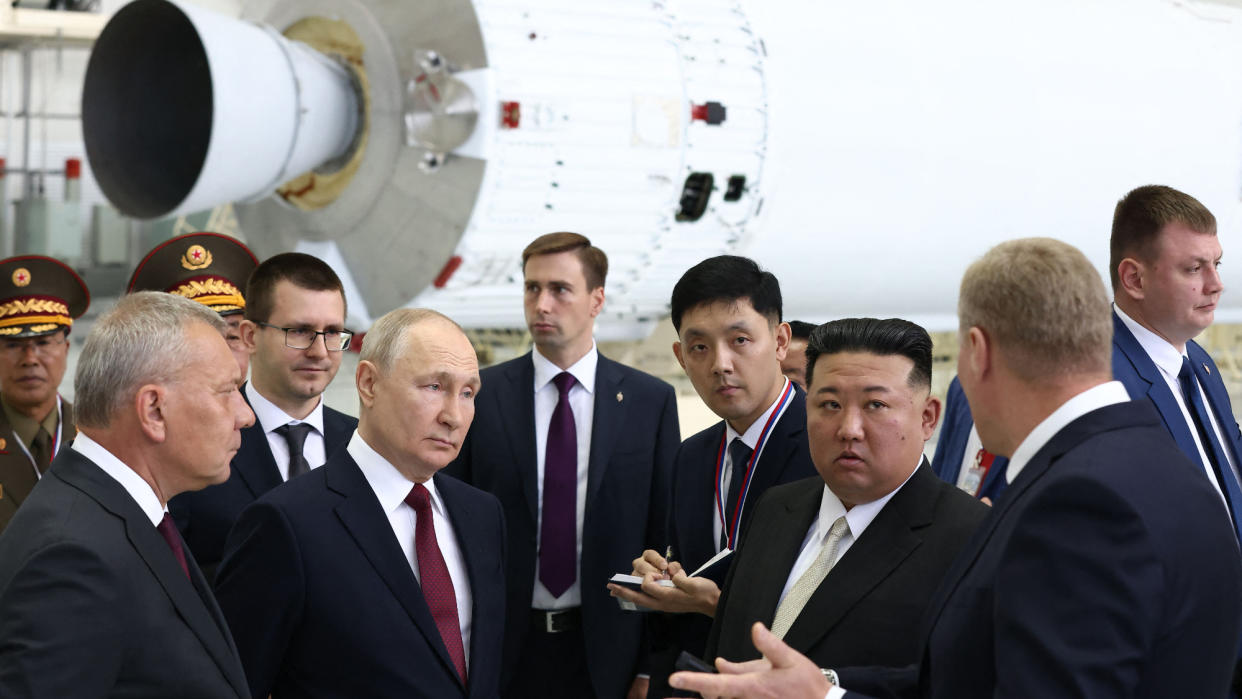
[0,541,126,697]
[992,475,1159,697]
[703,487,773,663]
[635,385,681,678]
[214,501,306,699]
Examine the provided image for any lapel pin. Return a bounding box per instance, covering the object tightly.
[1204,363,1211,375]
[0,437,7,450]
[616,392,624,403]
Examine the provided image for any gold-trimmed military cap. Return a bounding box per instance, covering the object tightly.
[0,255,90,338]
[128,232,258,316]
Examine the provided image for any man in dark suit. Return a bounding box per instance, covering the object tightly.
[928,377,1007,501]
[706,318,987,670]
[608,256,817,697]
[172,252,357,577]
[216,308,506,698]
[445,232,679,699]
[670,238,1242,699]
[0,291,254,697]
[0,256,89,533]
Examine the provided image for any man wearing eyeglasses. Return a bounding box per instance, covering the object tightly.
[171,252,357,579]
[0,255,88,533]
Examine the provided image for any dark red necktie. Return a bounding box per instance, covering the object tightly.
[540,372,577,597]
[157,512,189,579]
[405,484,468,686]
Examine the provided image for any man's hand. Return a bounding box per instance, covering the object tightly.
[607,561,721,616]
[626,675,649,699]
[668,622,830,699]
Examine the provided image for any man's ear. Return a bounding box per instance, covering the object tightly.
[135,384,167,442]
[589,286,605,318]
[672,341,687,371]
[773,321,791,362]
[240,319,259,352]
[356,360,379,409]
[921,395,942,440]
[1116,257,1146,303]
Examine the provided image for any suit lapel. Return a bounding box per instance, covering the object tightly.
[501,355,539,524]
[1112,313,1202,462]
[437,473,497,692]
[735,386,805,536]
[56,451,248,697]
[678,423,726,569]
[231,389,282,498]
[783,463,934,650]
[741,481,820,631]
[586,355,624,508]
[322,407,354,454]
[328,452,463,688]
[1189,343,1242,464]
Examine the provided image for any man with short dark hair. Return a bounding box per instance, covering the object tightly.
[0,255,88,533]
[0,291,254,697]
[704,318,986,671]
[782,320,815,390]
[172,252,357,578]
[216,308,506,698]
[609,255,817,697]
[446,232,680,698]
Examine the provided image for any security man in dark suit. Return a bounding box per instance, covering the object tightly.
[0,255,88,533]
[128,231,258,378]
[171,252,357,578]
[216,308,506,699]
[445,232,680,699]
[706,318,986,670]
[609,256,817,697]
[0,291,254,697]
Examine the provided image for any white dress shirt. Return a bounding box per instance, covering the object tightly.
[530,343,597,609]
[1114,305,1241,500]
[72,433,165,526]
[779,460,918,606]
[245,382,327,481]
[715,378,792,551]
[348,432,473,668]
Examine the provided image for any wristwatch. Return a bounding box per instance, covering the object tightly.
[821,668,839,686]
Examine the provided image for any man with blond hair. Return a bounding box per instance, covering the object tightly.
[0,291,254,697]
[670,238,1242,699]
[216,308,506,699]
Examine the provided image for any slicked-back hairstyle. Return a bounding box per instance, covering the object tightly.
[245,252,346,323]
[788,320,815,341]
[805,318,933,391]
[960,238,1111,383]
[521,232,609,290]
[1109,184,1216,290]
[360,308,465,373]
[670,255,782,332]
[75,291,225,428]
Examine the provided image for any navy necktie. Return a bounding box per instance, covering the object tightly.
[1179,356,1242,541]
[721,438,753,550]
[540,372,577,597]
[275,422,313,480]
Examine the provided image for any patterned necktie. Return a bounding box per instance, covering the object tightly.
[771,516,850,638]
[540,372,578,597]
[406,484,468,686]
[275,422,313,479]
[720,438,753,550]
[31,426,52,474]
[157,512,190,579]
[1179,356,1242,540]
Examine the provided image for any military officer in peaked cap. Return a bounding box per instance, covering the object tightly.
[129,232,259,377]
[0,255,88,533]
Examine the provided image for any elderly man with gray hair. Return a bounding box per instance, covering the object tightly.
[671,238,1242,699]
[215,308,508,699]
[0,291,255,698]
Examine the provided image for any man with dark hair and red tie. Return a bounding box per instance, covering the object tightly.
[0,291,254,697]
[446,232,680,699]
[215,308,507,698]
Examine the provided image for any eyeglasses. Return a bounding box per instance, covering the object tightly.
[0,333,67,359]
[256,322,353,351]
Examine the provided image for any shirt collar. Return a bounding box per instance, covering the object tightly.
[1114,303,1185,380]
[725,377,792,449]
[819,455,921,539]
[1005,381,1132,483]
[532,343,598,395]
[245,381,325,436]
[1,394,60,447]
[71,432,166,526]
[347,431,446,518]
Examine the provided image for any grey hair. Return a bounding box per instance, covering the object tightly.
[360,308,462,373]
[958,238,1112,382]
[75,291,226,428]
